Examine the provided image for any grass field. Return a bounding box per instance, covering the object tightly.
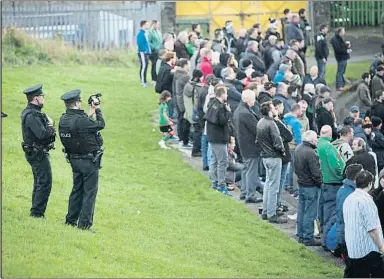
[2,60,369,277]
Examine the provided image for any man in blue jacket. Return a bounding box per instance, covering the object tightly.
[136,20,151,87]
[335,164,363,277]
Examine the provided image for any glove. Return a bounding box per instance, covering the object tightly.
[305,26,311,31]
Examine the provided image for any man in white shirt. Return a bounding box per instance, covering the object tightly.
[343,170,384,278]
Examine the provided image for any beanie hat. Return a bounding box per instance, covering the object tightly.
[371,116,382,128]
[242,59,253,69]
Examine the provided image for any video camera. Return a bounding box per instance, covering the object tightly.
[88,93,102,106]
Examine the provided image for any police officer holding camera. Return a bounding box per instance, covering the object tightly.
[21,84,56,218]
[59,89,105,230]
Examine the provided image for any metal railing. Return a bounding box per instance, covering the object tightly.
[2,1,161,50]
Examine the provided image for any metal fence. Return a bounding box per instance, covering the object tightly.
[330,0,384,28]
[2,1,162,50]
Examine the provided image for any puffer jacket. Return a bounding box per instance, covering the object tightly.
[256,116,285,158]
[336,178,356,245]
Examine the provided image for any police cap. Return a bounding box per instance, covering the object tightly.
[61,89,81,103]
[23,84,45,96]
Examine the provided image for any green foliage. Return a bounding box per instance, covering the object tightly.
[2,65,343,278]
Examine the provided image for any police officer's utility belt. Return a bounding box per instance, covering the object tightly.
[22,142,50,155]
[65,149,104,166]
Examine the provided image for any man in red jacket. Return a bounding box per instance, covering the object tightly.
[199,48,214,85]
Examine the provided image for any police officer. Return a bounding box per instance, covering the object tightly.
[21,84,56,218]
[59,89,105,230]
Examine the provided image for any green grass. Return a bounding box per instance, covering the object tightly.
[325,60,371,85]
[2,65,343,278]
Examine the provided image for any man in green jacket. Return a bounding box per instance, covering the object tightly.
[148,20,163,85]
[317,125,345,248]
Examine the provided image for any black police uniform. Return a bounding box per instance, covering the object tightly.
[59,89,105,230]
[21,84,56,218]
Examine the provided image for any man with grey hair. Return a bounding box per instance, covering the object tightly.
[345,137,376,178]
[294,130,323,246]
[233,89,263,203]
[240,40,265,74]
[274,82,291,115]
[174,31,190,59]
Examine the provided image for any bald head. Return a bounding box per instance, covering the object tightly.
[242,89,256,108]
[320,125,332,137]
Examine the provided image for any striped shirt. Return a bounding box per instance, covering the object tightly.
[343,188,384,259]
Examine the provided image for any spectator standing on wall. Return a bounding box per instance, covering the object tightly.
[331,27,352,91]
[315,24,329,79]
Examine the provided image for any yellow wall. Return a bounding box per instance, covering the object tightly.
[176,1,308,34]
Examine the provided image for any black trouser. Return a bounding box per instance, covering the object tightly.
[349,251,384,278]
[338,244,353,278]
[138,52,149,83]
[149,51,158,82]
[176,110,190,145]
[192,122,202,154]
[66,157,100,229]
[25,152,52,217]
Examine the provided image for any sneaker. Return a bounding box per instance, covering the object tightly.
[298,237,304,244]
[1,112,7,118]
[158,140,170,149]
[141,82,149,88]
[169,136,179,141]
[304,239,322,247]
[276,211,284,217]
[245,197,263,203]
[239,194,246,200]
[268,215,288,224]
[181,143,193,149]
[287,213,297,220]
[218,186,232,196]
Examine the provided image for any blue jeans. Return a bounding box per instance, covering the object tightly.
[201,135,209,169]
[336,60,348,89]
[207,143,212,168]
[297,186,319,242]
[262,158,282,218]
[277,162,289,206]
[322,183,342,245]
[317,58,326,79]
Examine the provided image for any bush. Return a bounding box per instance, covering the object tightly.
[2,27,139,67]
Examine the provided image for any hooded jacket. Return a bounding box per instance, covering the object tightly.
[213,53,231,78]
[317,136,345,184]
[336,178,357,245]
[283,114,303,148]
[332,138,354,163]
[315,106,338,140]
[372,74,384,97]
[174,68,190,112]
[199,57,213,85]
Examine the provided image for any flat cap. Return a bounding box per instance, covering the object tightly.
[61,89,81,102]
[23,84,45,96]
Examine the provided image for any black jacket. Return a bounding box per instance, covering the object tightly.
[204,98,231,144]
[314,32,329,60]
[294,142,323,187]
[213,53,231,78]
[223,80,242,113]
[368,128,384,172]
[240,49,265,73]
[233,102,262,158]
[315,107,338,140]
[256,116,285,158]
[330,33,350,62]
[371,100,384,129]
[174,40,190,59]
[275,118,293,163]
[235,36,247,61]
[156,63,173,94]
[258,91,273,105]
[345,149,376,178]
